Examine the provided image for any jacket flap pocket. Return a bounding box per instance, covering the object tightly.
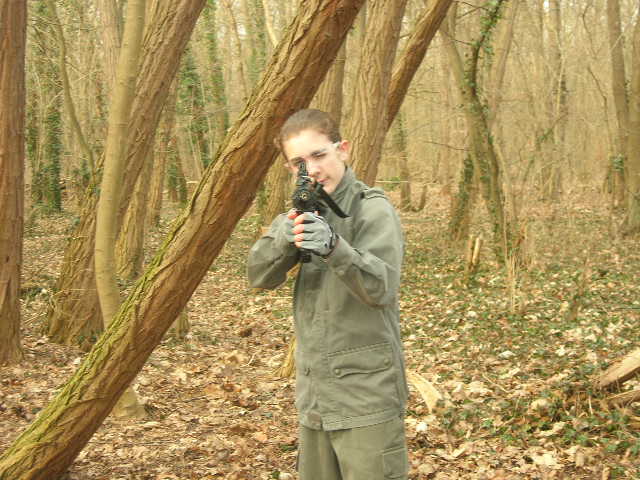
[328,343,392,378]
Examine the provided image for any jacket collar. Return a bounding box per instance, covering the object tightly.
[331,165,355,203]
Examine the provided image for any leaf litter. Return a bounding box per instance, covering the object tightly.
[2,191,640,479]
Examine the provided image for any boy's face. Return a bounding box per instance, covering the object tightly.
[283,129,348,195]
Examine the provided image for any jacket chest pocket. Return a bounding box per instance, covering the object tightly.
[327,342,399,417]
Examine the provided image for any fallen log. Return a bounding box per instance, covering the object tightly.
[597,349,640,390]
[606,389,640,407]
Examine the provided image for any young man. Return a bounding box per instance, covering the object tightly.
[247,109,408,479]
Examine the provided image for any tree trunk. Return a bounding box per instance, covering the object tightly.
[192,2,229,161]
[46,0,208,348]
[385,0,453,132]
[46,197,102,349]
[448,155,475,242]
[259,161,289,233]
[96,0,123,94]
[95,0,146,322]
[311,42,346,124]
[243,0,269,87]
[392,112,412,211]
[348,0,408,186]
[0,1,364,477]
[538,0,566,201]
[0,0,26,366]
[178,48,211,170]
[94,0,147,420]
[45,0,96,174]
[607,0,629,206]
[222,0,251,103]
[117,154,154,280]
[442,1,515,261]
[203,0,230,145]
[148,82,179,227]
[625,14,640,233]
[487,0,519,127]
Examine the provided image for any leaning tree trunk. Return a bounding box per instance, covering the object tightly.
[0,0,27,366]
[385,0,453,132]
[47,0,208,348]
[0,1,365,477]
[348,0,408,186]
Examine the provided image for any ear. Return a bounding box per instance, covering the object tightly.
[338,140,350,158]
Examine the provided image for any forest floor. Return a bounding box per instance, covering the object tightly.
[2,187,640,480]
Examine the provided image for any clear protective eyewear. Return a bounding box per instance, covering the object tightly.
[287,141,342,169]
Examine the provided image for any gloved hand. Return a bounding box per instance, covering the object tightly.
[274,210,298,251]
[293,213,337,257]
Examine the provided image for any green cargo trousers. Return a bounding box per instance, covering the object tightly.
[297,417,409,480]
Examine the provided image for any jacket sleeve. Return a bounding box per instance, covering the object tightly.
[247,213,300,289]
[326,196,403,308]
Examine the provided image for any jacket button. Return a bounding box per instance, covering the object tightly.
[304,367,310,375]
[384,359,391,366]
[334,368,341,376]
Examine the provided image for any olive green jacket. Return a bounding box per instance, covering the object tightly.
[247,168,408,431]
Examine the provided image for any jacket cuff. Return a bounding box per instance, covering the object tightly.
[324,234,354,276]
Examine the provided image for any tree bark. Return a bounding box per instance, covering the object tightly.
[95,0,146,328]
[442,1,515,261]
[94,0,147,420]
[392,112,412,211]
[539,0,567,201]
[222,0,251,103]
[117,154,153,280]
[46,0,208,348]
[148,82,179,228]
[625,14,640,233]
[45,0,96,174]
[597,349,640,390]
[606,0,628,205]
[96,0,123,94]
[311,42,346,124]
[0,1,364,476]
[0,0,26,366]
[348,0,408,186]
[487,0,519,126]
[385,0,453,132]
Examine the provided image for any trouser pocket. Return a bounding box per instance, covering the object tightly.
[382,445,409,479]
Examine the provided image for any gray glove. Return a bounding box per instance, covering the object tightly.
[274,213,296,251]
[293,213,337,257]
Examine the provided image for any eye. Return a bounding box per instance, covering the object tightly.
[312,152,326,160]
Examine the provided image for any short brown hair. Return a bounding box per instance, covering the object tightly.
[276,109,341,151]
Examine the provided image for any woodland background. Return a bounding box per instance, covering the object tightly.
[1,0,640,478]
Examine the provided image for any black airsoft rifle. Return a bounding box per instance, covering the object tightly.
[291,162,349,263]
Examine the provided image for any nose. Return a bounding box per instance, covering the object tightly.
[306,159,321,178]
